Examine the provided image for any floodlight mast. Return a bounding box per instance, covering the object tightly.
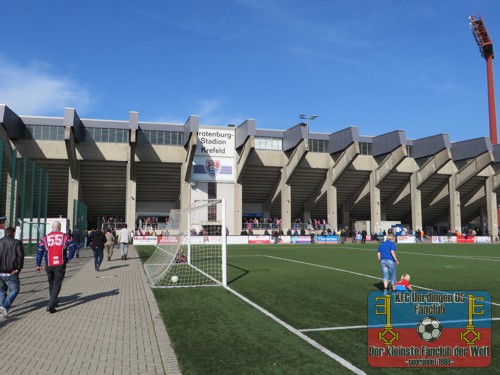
[469,15,498,144]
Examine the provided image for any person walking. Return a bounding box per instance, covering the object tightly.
[92,228,106,271]
[104,229,115,261]
[0,227,24,318]
[72,227,83,258]
[361,229,367,243]
[36,221,75,313]
[119,224,131,260]
[377,234,399,295]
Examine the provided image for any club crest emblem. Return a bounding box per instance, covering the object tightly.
[204,159,221,178]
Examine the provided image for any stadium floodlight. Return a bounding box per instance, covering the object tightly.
[469,15,493,59]
[469,15,497,145]
[299,114,318,125]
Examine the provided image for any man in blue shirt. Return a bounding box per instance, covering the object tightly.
[377,235,399,295]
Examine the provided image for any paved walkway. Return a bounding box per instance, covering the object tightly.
[0,246,181,375]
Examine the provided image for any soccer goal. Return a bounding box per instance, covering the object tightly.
[144,199,227,288]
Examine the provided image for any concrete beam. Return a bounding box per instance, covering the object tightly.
[331,142,360,184]
[485,176,498,240]
[383,148,451,210]
[305,142,359,210]
[455,151,493,189]
[422,182,449,210]
[345,145,406,211]
[383,182,411,211]
[373,145,407,185]
[184,132,198,182]
[492,171,500,192]
[416,148,452,187]
[236,136,255,183]
[128,112,138,181]
[461,185,485,207]
[285,139,309,184]
[264,139,308,209]
[64,127,79,180]
[265,171,284,210]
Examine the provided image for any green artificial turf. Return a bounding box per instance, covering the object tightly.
[137,243,500,374]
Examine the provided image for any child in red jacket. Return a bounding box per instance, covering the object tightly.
[394,273,413,291]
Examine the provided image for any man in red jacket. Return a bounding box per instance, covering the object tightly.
[36,221,75,313]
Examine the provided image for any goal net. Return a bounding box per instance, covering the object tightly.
[144,199,227,288]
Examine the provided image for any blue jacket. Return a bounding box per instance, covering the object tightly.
[377,239,396,261]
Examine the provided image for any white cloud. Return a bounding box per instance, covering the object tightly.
[153,97,245,126]
[0,58,93,116]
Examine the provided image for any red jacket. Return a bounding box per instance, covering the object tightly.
[36,231,75,267]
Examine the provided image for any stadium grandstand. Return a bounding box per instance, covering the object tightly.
[0,104,499,240]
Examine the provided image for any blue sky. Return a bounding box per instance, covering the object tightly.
[1,1,499,141]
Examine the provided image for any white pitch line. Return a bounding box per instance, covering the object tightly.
[300,318,500,333]
[224,285,366,375]
[341,246,500,262]
[264,255,500,308]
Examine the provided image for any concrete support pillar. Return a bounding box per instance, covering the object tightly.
[485,176,498,241]
[342,204,349,231]
[233,182,242,236]
[67,169,79,227]
[327,183,337,231]
[218,182,240,236]
[410,173,423,231]
[303,206,311,227]
[125,160,136,229]
[281,182,291,231]
[449,176,461,232]
[370,172,381,234]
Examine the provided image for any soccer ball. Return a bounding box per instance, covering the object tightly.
[171,275,179,283]
[416,316,442,342]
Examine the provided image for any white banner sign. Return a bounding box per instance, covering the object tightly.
[192,156,235,182]
[192,128,236,182]
[196,128,235,157]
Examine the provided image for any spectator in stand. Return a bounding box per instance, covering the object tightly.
[310,230,316,244]
[340,229,346,244]
[415,229,421,242]
[273,230,280,244]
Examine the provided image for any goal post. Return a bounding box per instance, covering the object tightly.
[144,199,227,288]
